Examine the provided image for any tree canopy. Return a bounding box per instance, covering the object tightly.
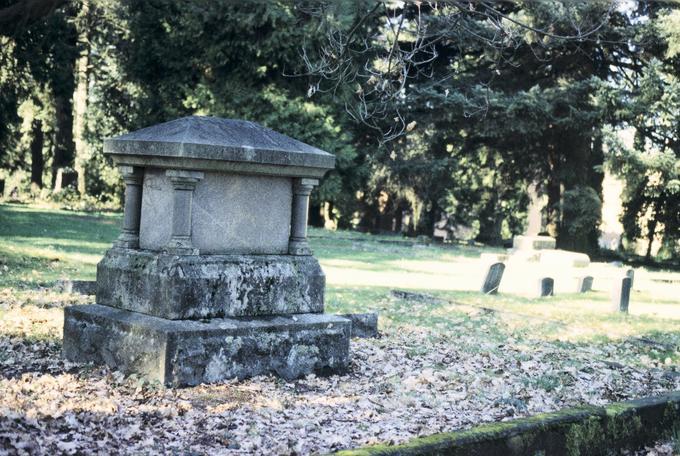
[0,0,678,259]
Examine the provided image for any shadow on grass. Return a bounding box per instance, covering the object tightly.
[0,204,120,246]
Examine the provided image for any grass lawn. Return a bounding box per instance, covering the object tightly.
[0,202,679,454]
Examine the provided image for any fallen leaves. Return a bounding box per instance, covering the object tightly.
[1,294,679,455]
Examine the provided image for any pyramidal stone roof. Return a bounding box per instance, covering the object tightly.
[103,116,335,170]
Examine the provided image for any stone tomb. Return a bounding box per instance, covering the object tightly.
[63,116,351,386]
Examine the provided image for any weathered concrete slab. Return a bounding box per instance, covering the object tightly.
[96,250,325,320]
[512,235,556,251]
[63,304,350,386]
[55,279,97,295]
[341,313,378,338]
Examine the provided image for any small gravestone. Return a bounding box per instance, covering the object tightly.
[612,277,631,313]
[481,262,505,294]
[577,276,593,293]
[538,277,554,297]
[63,116,350,386]
[625,268,635,289]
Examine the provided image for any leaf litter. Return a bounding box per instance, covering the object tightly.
[0,289,678,455]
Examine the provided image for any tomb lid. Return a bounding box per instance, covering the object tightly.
[104,116,335,176]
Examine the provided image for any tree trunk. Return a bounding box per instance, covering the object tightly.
[476,193,504,246]
[645,217,657,261]
[545,147,561,238]
[394,205,403,233]
[358,194,379,233]
[418,201,438,237]
[556,128,598,252]
[587,132,605,250]
[308,202,323,227]
[30,119,44,189]
[49,21,77,191]
[323,201,335,227]
[73,0,89,194]
[51,93,76,190]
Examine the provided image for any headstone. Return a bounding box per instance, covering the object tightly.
[577,276,593,293]
[63,116,350,386]
[538,277,554,297]
[341,313,379,338]
[612,277,631,313]
[481,262,505,294]
[0,179,4,197]
[625,268,635,289]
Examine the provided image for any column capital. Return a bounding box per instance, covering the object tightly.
[293,178,318,195]
[119,165,144,185]
[166,169,204,188]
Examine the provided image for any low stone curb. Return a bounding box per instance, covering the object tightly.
[341,313,379,339]
[334,391,680,455]
[54,279,97,295]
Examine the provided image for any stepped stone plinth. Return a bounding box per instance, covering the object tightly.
[63,116,350,386]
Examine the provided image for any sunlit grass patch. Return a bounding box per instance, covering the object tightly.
[0,204,120,287]
[0,202,678,373]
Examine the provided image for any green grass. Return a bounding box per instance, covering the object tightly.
[0,203,120,287]
[1,202,679,369]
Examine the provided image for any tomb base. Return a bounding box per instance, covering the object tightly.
[63,304,350,387]
[96,249,325,319]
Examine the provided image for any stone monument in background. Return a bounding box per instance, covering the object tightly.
[63,116,351,386]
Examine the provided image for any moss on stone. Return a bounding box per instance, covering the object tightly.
[564,416,606,456]
[334,395,680,456]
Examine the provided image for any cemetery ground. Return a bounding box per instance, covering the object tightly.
[0,203,679,455]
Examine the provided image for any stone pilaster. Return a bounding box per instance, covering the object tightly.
[114,165,144,249]
[164,170,204,255]
[289,178,317,256]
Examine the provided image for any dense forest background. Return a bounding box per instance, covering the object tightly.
[0,0,678,259]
